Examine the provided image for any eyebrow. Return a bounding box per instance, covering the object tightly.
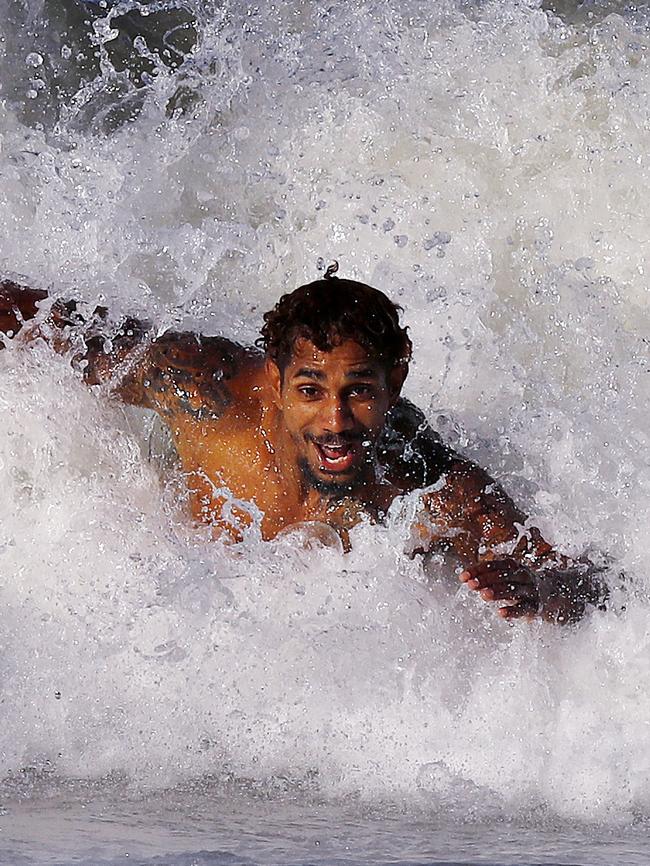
[294,367,325,380]
[293,367,380,381]
[346,368,379,379]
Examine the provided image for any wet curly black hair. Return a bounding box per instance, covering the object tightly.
[258,272,412,372]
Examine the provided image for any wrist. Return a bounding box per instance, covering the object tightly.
[534,565,606,624]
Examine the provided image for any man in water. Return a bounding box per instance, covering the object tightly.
[0,267,607,623]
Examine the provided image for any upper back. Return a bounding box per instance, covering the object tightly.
[118,330,264,426]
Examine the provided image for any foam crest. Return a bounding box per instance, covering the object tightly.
[0,0,648,825]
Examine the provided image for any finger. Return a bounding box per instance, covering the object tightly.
[462,571,533,591]
[459,559,524,583]
[479,582,538,603]
[498,600,538,621]
[460,559,514,578]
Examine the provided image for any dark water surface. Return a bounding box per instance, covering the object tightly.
[3,785,650,866]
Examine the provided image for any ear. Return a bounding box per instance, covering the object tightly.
[265,357,283,405]
[388,362,408,405]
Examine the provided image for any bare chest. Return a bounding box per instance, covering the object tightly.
[167,417,398,542]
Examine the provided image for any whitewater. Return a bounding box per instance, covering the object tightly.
[0,0,648,863]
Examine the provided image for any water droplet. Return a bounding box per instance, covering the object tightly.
[423,231,452,251]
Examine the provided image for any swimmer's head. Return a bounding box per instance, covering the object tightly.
[260,271,411,494]
[258,269,412,375]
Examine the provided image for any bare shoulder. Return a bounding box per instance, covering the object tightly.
[377,398,455,491]
[116,331,262,421]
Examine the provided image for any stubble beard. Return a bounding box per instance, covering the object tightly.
[297,457,357,498]
[298,440,379,499]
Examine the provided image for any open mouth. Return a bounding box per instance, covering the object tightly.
[313,440,358,474]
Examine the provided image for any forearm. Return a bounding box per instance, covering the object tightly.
[430,459,611,624]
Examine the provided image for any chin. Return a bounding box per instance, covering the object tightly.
[298,458,358,496]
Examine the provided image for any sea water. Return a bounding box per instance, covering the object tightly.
[0,0,648,863]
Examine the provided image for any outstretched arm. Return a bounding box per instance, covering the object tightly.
[419,456,608,624]
[0,278,247,418]
[1,278,149,371]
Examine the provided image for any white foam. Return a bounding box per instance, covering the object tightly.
[0,0,648,824]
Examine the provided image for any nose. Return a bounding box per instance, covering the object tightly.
[320,395,353,433]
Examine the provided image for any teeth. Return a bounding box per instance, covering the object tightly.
[317,443,352,466]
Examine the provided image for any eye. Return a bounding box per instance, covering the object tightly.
[348,384,375,398]
[297,385,321,398]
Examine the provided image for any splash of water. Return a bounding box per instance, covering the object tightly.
[0,0,648,825]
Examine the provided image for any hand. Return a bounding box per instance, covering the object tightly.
[0,280,48,339]
[459,557,539,621]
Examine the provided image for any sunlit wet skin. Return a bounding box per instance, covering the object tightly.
[155,339,407,545]
[265,339,404,500]
[0,280,606,623]
[102,337,601,624]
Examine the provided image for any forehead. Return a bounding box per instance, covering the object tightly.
[286,339,383,375]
